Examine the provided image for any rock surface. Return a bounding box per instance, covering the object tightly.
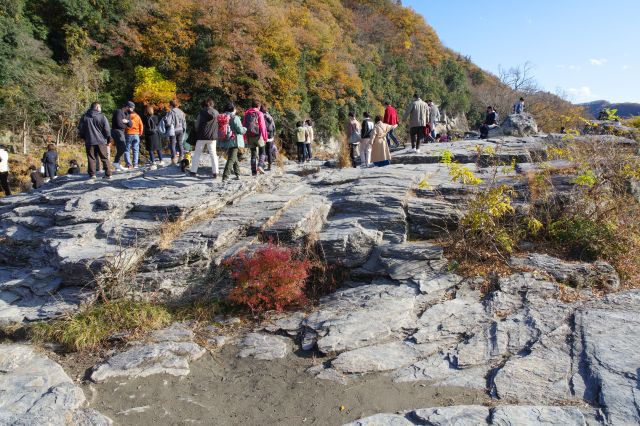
[0,344,112,424]
[237,333,291,360]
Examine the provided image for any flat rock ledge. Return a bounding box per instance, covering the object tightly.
[237,333,290,360]
[90,323,205,382]
[345,405,588,426]
[0,344,112,425]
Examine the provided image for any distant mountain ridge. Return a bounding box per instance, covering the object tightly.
[580,100,640,118]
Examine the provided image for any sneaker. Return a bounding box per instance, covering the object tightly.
[150,165,157,171]
[156,161,164,167]
[257,166,265,174]
[103,175,112,180]
[44,178,50,183]
[89,176,97,181]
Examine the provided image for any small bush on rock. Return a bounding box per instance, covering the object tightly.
[224,243,310,315]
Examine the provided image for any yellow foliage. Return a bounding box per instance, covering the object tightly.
[449,163,483,185]
[132,66,176,108]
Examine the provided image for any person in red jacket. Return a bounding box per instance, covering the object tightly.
[383,101,401,148]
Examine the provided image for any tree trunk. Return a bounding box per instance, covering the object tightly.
[22,118,28,155]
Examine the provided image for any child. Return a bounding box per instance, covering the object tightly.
[180,152,192,173]
[68,160,81,175]
[41,144,58,181]
[295,121,307,163]
[29,165,45,189]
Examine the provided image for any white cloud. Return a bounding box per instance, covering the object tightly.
[590,58,607,66]
[567,86,596,103]
[622,65,631,70]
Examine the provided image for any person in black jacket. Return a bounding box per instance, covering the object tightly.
[41,144,58,181]
[144,105,163,168]
[189,98,219,178]
[111,102,133,171]
[78,102,112,179]
[479,106,499,139]
[67,160,81,175]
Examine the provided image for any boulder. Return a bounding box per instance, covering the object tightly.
[490,113,539,137]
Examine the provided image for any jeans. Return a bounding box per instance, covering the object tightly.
[149,150,163,162]
[222,148,240,180]
[251,146,266,175]
[409,126,426,150]
[86,144,111,177]
[0,172,10,196]
[304,143,312,161]
[169,131,184,159]
[112,130,127,164]
[430,125,437,140]
[125,134,140,167]
[297,142,305,163]
[190,140,218,176]
[386,129,400,147]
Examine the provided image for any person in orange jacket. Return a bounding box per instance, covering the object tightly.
[124,101,143,169]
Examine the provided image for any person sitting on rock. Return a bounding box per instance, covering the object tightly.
[479,106,499,139]
[68,160,81,175]
[513,97,525,114]
[29,165,45,189]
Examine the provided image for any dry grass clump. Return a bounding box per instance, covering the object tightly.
[337,137,352,169]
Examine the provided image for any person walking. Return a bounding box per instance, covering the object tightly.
[295,121,307,163]
[165,100,187,164]
[513,97,525,114]
[111,102,132,171]
[346,112,361,168]
[304,119,314,162]
[190,98,219,179]
[480,106,499,139]
[383,101,400,148]
[78,102,112,179]
[360,112,375,168]
[144,105,163,169]
[402,93,429,153]
[41,144,58,181]
[427,100,440,140]
[243,100,268,175]
[261,106,276,171]
[0,145,11,196]
[221,102,247,182]
[124,106,143,169]
[370,116,398,167]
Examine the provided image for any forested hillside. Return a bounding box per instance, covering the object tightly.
[0,0,575,150]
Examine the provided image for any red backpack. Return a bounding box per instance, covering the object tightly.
[245,110,261,137]
[217,113,233,141]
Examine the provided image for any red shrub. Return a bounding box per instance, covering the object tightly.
[224,243,310,315]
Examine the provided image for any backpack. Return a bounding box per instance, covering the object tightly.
[296,127,307,143]
[348,122,360,144]
[361,119,374,139]
[157,117,167,135]
[217,113,234,141]
[245,110,261,137]
[265,114,276,139]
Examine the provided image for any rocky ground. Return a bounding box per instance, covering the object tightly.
[1,122,639,425]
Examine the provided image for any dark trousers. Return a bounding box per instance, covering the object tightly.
[223,148,240,180]
[86,144,111,177]
[112,129,127,163]
[265,142,273,168]
[386,129,400,147]
[250,146,266,175]
[0,172,10,196]
[296,142,305,163]
[304,143,312,161]
[349,144,358,168]
[410,126,426,150]
[44,163,57,178]
[169,131,184,159]
[149,150,163,162]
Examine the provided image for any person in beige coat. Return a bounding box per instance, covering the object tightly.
[370,116,398,167]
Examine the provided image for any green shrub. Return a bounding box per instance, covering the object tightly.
[548,216,620,261]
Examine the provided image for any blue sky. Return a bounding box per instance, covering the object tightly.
[404,0,640,103]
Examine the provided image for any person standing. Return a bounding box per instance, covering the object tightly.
[346,112,361,168]
[480,106,499,139]
[166,100,187,164]
[295,121,307,163]
[427,100,440,140]
[77,102,112,179]
[513,97,525,114]
[360,112,375,168]
[370,116,398,167]
[0,145,11,196]
[221,102,247,182]
[124,106,143,169]
[111,102,132,171]
[41,144,58,181]
[402,93,429,153]
[243,100,268,175]
[144,105,163,168]
[383,101,400,148]
[304,119,314,162]
[261,106,276,171]
[190,98,219,179]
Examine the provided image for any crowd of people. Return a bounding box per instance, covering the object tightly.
[0,93,527,196]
